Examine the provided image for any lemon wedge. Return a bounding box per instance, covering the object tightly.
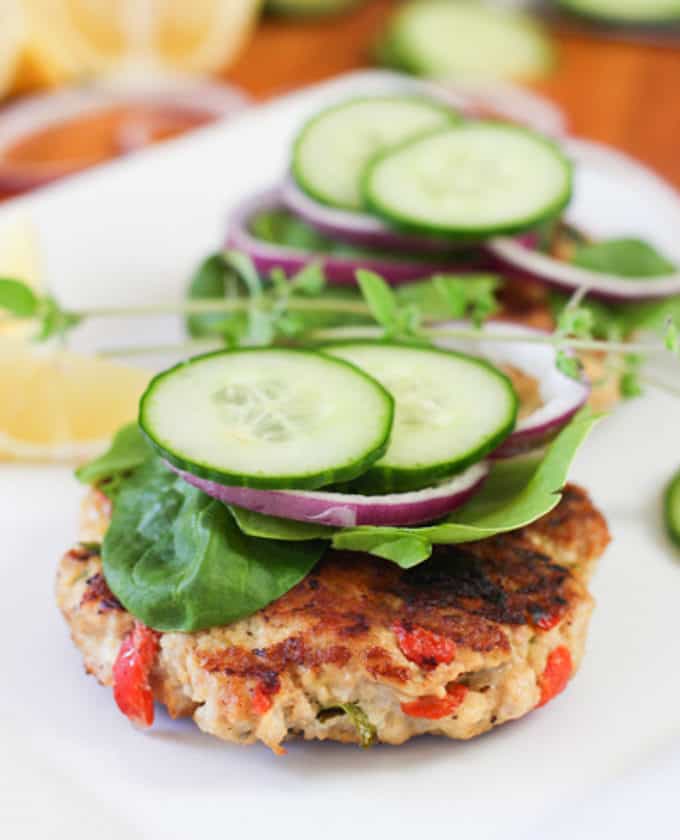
[13,0,262,89]
[0,338,150,461]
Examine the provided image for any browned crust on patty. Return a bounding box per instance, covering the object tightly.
[57,483,609,751]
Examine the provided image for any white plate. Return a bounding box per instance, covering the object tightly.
[1,71,679,840]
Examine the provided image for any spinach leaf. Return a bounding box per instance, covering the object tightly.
[75,422,150,497]
[571,238,675,279]
[229,505,335,541]
[331,410,600,566]
[103,455,325,632]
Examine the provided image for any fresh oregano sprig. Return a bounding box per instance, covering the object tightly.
[1,253,678,396]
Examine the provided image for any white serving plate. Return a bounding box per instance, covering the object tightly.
[1,71,679,840]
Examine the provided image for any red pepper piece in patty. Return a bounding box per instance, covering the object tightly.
[252,682,276,715]
[401,683,468,720]
[393,621,456,669]
[112,622,160,728]
[537,645,573,708]
[534,610,563,632]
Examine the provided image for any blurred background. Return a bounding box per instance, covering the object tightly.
[0,0,678,202]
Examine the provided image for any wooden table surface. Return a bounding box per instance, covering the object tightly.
[227,0,680,187]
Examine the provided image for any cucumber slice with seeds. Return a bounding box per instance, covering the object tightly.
[363,122,572,239]
[323,341,518,493]
[292,96,457,212]
[140,348,394,490]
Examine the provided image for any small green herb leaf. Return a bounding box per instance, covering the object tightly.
[0,278,39,317]
[556,350,584,381]
[37,296,82,340]
[185,251,265,345]
[317,703,376,748]
[556,305,594,338]
[356,269,400,332]
[289,262,326,296]
[664,317,679,355]
[571,238,675,279]
[433,274,500,326]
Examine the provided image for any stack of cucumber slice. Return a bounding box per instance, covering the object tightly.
[289,93,572,241]
[140,344,518,527]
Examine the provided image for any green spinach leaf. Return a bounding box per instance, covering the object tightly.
[75,422,150,497]
[229,504,335,541]
[103,455,325,632]
[571,238,675,279]
[331,410,600,566]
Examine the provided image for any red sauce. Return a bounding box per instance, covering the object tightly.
[401,683,468,720]
[0,103,215,192]
[537,645,573,708]
[393,621,457,670]
[112,622,160,728]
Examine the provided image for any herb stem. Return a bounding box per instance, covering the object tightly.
[308,324,671,356]
[71,296,371,320]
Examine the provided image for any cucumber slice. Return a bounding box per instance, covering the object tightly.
[139,348,394,490]
[379,0,554,81]
[665,469,680,548]
[322,342,518,493]
[292,96,457,212]
[363,123,572,239]
[558,0,680,23]
[268,0,362,16]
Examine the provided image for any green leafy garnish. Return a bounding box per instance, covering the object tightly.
[331,410,599,566]
[102,454,325,632]
[0,278,39,317]
[571,238,676,279]
[75,423,149,499]
[186,251,270,345]
[229,505,335,541]
[356,269,421,338]
[317,703,377,748]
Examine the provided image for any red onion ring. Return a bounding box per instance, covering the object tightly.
[435,321,590,457]
[489,138,680,302]
[280,177,468,253]
[226,186,488,285]
[171,460,489,528]
[0,77,249,192]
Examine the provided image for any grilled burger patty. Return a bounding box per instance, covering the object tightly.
[57,484,609,752]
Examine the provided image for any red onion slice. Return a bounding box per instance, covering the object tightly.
[281,177,466,253]
[226,186,488,285]
[0,77,249,192]
[489,138,680,302]
[435,321,590,457]
[172,461,489,528]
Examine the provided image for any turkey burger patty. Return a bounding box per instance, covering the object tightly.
[57,483,609,753]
